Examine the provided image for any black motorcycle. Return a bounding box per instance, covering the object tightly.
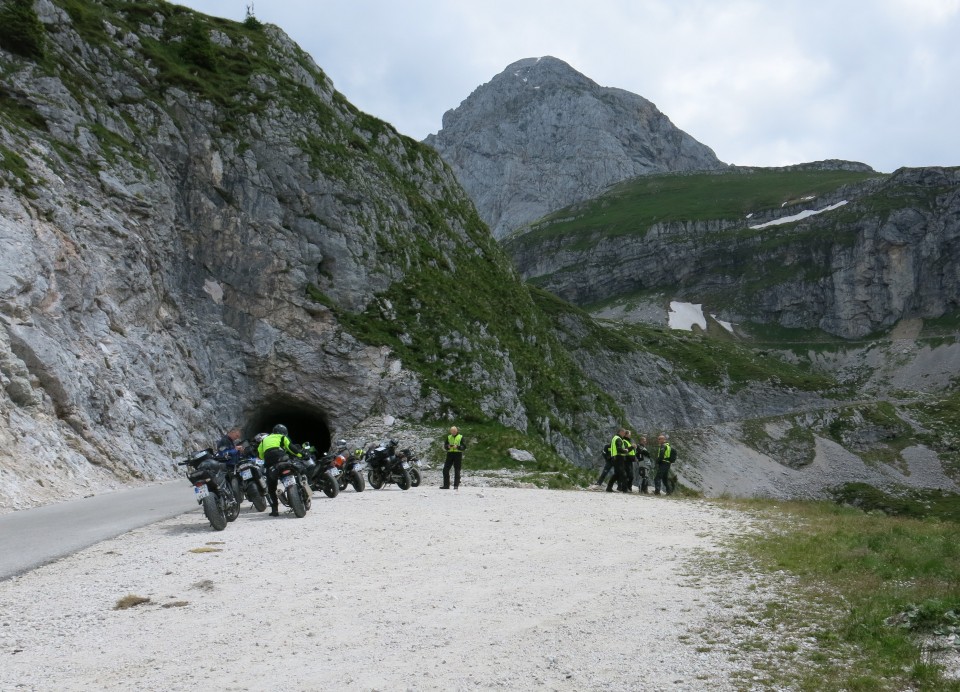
[179,449,240,531]
[236,453,268,511]
[274,455,312,518]
[302,442,340,498]
[213,447,244,507]
[365,439,411,491]
[335,443,366,493]
[396,447,422,488]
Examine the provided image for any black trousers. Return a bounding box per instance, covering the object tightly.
[265,463,280,509]
[443,453,462,488]
[623,458,635,488]
[654,461,673,494]
[606,457,628,492]
[597,458,614,485]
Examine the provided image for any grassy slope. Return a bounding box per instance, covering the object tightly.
[506,168,884,252]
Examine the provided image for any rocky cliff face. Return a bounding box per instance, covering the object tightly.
[424,56,725,239]
[507,166,960,339]
[0,0,622,510]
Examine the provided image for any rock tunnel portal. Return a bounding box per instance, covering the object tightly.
[244,399,331,453]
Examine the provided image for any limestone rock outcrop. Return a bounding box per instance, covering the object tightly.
[425,56,725,238]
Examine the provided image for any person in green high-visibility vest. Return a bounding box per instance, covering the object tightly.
[441,426,466,490]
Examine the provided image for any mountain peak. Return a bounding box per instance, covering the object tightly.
[425,57,725,238]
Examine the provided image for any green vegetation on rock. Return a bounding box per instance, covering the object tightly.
[0,0,46,59]
[508,168,884,252]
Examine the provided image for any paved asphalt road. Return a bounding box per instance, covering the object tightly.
[0,481,196,581]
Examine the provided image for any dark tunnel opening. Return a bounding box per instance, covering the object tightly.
[244,398,332,453]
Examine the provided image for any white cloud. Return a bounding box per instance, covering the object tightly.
[176,0,960,171]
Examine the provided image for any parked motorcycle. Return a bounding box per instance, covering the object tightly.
[179,448,240,531]
[213,447,244,506]
[364,439,411,491]
[396,447,422,487]
[274,454,312,518]
[235,453,268,511]
[335,442,366,493]
[302,442,340,498]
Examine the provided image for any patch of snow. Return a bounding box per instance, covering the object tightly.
[669,301,706,331]
[750,201,848,230]
[711,314,735,332]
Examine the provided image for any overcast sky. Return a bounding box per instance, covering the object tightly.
[176,0,960,173]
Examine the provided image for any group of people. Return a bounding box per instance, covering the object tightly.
[216,424,470,511]
[597,429,676,495]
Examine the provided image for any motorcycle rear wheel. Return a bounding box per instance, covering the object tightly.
[368,469,385,490]
[202,493,227,531]
[230,476,243,505]
[322,475,339,499]
[246,482,267,512]
[409,467,421,488]
[350,470,365,493]
[396,468,411,491]
[287,486,306,518]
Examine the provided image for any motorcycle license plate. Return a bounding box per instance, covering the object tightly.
[330,468,340,476]
[280,475,296,489]
[241,469,253,480]
[401,461,410,469]
[193,484,209,500]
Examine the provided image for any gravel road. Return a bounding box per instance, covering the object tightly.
[0,482,782,691]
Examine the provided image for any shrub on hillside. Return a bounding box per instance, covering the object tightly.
[0,0,46,60]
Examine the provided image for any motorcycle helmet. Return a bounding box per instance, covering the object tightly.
[254,432,267,444]
[272,424,288,436]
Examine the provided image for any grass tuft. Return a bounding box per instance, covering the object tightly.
[114,594,151,610]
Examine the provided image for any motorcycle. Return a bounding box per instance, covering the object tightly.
[274,454,312,518]
[235,453,269,511]
[335,442,366,493]
[302,442,340,498]
[396,447,422,488]
[213,446,244,507]
[364,439,411,491]
[179,448,240,531]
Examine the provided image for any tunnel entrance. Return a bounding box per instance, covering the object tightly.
[244,397,331,453]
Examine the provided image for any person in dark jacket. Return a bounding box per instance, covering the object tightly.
[257,424,304,516]
[441,426,466,490]
[634,435,652,493]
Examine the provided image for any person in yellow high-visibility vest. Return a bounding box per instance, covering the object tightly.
[441,426,466,490]
[654,433,677,495]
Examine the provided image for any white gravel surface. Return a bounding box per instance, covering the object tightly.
[0,482,785,691]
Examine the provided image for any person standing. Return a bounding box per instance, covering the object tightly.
[635,435,652,493]
[653,433,676,495]
[596,444,615,487]
[441,426,466,490]
[605,428,630,493]
[623,430,636,492]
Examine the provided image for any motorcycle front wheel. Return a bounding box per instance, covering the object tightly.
[202,493,227,531]
[396,468,411,491]
[368,469,385,490]
[409,467,421,488]
[223,492,240,522]
[322,475,339,499]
